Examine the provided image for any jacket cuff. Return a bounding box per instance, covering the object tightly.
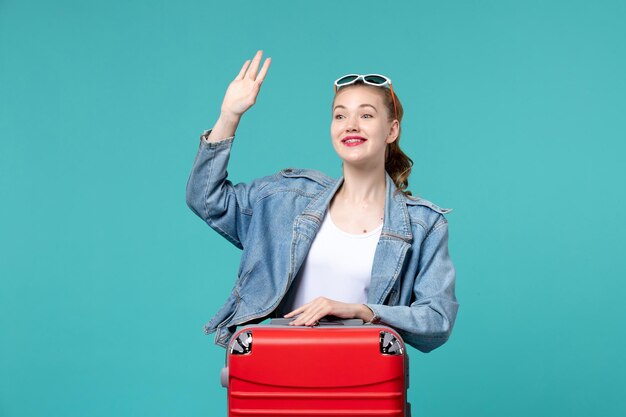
[200,129,235,147]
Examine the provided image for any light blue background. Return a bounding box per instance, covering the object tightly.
[1,1,625,416]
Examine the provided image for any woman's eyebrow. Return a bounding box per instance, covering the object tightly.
[333,104,378,111]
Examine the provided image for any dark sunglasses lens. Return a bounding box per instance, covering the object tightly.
[364,75,387,85]
[337,75,359,85]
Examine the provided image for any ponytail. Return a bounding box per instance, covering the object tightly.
[379,86,413,196]
[385,139,413,197]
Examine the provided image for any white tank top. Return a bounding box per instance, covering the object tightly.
[278,210,382,315]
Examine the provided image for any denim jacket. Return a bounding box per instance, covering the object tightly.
[186,131,459,353]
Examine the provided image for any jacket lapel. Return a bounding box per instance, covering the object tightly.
[288,177,343,282]
[368,173,412,304]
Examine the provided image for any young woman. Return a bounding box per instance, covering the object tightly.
[186,50,459,353]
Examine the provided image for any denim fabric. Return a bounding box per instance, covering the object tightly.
[186,132,459,353]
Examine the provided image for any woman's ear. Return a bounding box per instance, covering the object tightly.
[386,119,400,144]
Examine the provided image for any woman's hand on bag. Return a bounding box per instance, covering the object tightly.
[220,50,271,119]
[284,297,375,326]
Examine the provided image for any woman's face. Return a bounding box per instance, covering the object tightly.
[330,86,399,169]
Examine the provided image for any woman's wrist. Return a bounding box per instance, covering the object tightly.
[205,112,241,143]
[353,304,375,322]
[218,110,242,126]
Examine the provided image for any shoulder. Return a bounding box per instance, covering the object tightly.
[405,194,452,215]
[403,194,453,231]
[251,167,334,200]
[277,167,335,188]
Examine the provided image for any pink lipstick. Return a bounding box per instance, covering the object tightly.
[341,135,367,147]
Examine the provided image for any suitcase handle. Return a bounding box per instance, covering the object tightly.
[269,318,365,326]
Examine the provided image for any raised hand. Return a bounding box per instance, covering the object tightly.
[220,50,271,119]
[203,50,271,143]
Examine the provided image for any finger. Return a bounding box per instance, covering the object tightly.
[289,309,313,325]
[247,50,263,80]
[284,303,308,318]
[304,313,322,326]
[236,60,251,80]
[255,57,271,84]
[284,309,299,318]
[293,316,317,326]
[308,309,327,326]
[299,307,324,326]
[289,315,307,326]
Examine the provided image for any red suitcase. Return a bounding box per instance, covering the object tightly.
[220,318,411,416]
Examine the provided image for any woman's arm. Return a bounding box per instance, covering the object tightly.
[205,112,241,143]
[185,51,273,248]
[366,219,459,353]
[284,218,459,353]
[186,134,276,249]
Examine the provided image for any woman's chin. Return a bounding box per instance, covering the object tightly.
[340,156,382,171]
[333,144,384,169]
[337,152,366,165]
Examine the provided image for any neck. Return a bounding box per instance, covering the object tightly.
[339,164,387,204]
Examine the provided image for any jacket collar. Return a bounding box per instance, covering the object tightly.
[301,171,413,242]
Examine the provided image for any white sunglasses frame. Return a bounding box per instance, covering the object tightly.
[334,73,393,92]
[333,73,398,120]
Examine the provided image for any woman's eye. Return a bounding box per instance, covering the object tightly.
[334,114,344,119]
[362,114,373,118]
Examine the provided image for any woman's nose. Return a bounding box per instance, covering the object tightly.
[345,115,359,131]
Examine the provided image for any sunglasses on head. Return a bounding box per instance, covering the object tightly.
[333,73,398,120]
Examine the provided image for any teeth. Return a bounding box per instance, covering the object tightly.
[345,139,364,144]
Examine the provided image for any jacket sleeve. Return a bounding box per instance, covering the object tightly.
[185,131,272,249]
[366,218,459,353]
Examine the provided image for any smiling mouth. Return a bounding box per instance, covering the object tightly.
[342,136,367,145]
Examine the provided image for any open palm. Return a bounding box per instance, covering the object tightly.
[221,50,271,118]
